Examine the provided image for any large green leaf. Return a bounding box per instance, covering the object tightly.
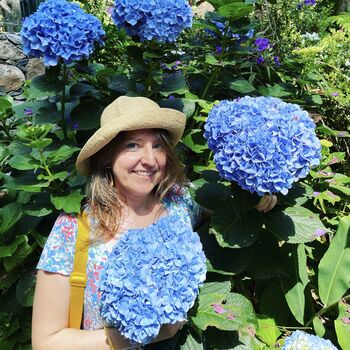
[210,196,263,248]
[8,155,40,171]
[182,130,208,154]
[50,189,85,213]
[158,98,196,118]
[25,75,64,100]
[257,316,281,348]
[279,244,308,324]
[218,3,253,20]
[334,300,350,350]
[44,145,80,164]
[16,271,36,307]
[0,203,23,235]
[3,237,31,271]
[207,0,241,8]
[157,72,188,96]
[227,78,256,94]
[178,331,204,350]
[5,176,49,193]
[0,236,27,258]
[70,100,104,130]
[265,205,328,243]
[191,283,257,331]
[318,216,350,306]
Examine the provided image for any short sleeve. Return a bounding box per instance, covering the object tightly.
[37,213,78,276]
[168,185,203,229]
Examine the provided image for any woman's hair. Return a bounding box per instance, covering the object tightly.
[86,129,187,241]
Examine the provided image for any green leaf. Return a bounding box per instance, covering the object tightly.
[210,197,262,248]
[227,78,256,94]
[191,289,257,331]
[157,72,188,96]
[182,130,208,154]
[70,100,104,130]
[0,98,12,120]
[5,176,50,193]
[108,74,136,94]
[0,236,27,258]
[207,0,241,8]
[200,281,231,296]
[218,3,253,20]
[334,300,350,350]
[313,316,325,338]
[257,316,281,348]
[70,82,100,98]
[26,75,64,100]
[318,216,350,306]
[0,203,23,235]
[12,100,57,121]
[16,271,35,307]
[158,98,196,118]
[29,138,52,149]
[279,244,308,324]
[265,206,328,243]
[258,84,292,97]
[305,94,323,105]
[50,189,85,213]
[44,145,80,164]
[8,155,40,171]
[179,331,204,350]
[3,237,31,271]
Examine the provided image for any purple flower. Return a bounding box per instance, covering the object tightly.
[215,45,222,54]
[331,92,339,97]
[304,0,316,5]
[254,37,270,51]
[297,3,303,10]
[257,55,264,65]
[274,56,281,66]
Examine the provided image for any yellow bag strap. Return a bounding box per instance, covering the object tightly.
[69,211,89,329]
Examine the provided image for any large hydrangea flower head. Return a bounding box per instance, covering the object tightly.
[111,0,192,42]
[99,213,206,344]
[204,96,321,195]
[283,330,338,350]
[20,0,105,66]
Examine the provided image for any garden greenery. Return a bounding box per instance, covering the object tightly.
[0,0,350,349]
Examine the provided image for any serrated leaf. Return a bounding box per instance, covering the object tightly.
[44,145,80,164]
[279,244,308,324]
[191,291,257,331]
[265,206,328,243]
[318,216,350,306]
[179,331,204,350]
[26,75,64,100]
[218,3,253,20]
[200,281,231,296]
[5,176,50,193]
[0,236,27,258]
[50,189,85,213]
[210,197,262,248]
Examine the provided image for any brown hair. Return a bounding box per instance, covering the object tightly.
[86,129,186,241]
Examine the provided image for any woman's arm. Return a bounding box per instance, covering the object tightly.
[32,270,133,350]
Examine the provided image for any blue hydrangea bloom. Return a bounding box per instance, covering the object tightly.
[20,0,105,66]
[283,330,338,350]
[99,213,207,345]
[111,0,192,43]
[204,96,321,195]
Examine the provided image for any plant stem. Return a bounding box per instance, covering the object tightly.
[39,149,53,178]
[61,64,68,139]
[305,294,350,327]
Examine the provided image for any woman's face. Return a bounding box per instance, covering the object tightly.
[111,129,167,200]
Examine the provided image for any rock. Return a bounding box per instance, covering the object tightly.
[193,1,215,18]
[6,33,22,45]
[26,58,45,80]
[0,64,25,92]
[0,40,26,61]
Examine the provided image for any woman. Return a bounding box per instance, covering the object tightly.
[31,96,276,350]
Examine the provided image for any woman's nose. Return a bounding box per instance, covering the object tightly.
[141,146,156,166]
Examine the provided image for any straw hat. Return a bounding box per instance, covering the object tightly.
[75,96,186,176]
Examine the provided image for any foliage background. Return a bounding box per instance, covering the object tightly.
[0,0,350,349]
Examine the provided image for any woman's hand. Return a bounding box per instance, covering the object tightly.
[255,194,277,213]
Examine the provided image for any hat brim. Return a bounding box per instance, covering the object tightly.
[76,108,186,176]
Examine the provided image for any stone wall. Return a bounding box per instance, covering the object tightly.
[0,31,44,101]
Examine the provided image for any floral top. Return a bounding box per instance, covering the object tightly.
[37,188,202,330]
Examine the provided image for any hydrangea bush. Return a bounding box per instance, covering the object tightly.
[283,330,338,349]
[20,0,105,66]
[204,96,321,195]
[111,0,192,42]
[99,213,206,344]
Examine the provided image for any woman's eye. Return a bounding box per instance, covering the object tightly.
[126,143,138,149]
[153,143,163,149]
